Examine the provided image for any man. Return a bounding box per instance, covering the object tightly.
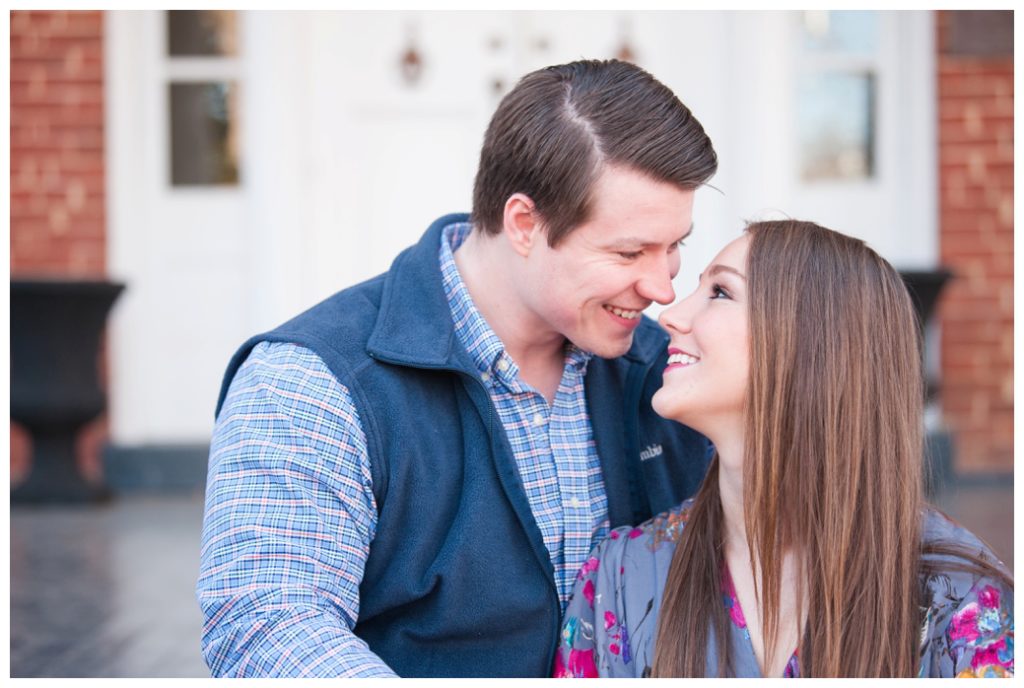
[197,59,717,678]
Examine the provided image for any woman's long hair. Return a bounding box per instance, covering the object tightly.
[652,220,931,677]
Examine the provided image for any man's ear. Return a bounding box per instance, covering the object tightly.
[502,194,543,258]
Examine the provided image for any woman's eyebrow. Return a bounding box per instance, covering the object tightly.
[699,264,747,280]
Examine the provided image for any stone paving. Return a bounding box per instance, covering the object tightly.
[9,482,1013,678]
[11,493,209,678]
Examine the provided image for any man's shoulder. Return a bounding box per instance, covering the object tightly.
[215,273,391,416]
[277,272,388,337]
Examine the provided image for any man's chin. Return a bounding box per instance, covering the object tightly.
[584,334,634,360]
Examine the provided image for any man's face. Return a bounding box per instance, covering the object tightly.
[520,165,696,358]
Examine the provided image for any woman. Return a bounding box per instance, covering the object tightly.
[555,220,1013,678]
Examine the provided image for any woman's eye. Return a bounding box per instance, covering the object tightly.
[711,284,730,300]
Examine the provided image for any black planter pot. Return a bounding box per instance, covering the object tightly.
[11,279,125,503]
[899,268,955,497]
[899,268,954,401]
[899,268,954,334]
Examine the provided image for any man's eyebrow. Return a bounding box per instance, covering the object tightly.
[700,264,747,280]
[604,223,695,250]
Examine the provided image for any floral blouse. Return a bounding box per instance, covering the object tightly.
[554,499,1014,678]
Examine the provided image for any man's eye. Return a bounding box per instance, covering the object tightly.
[618,251,642,260]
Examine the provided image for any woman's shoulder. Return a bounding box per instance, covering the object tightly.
[922,508,1006,560]
[918,508,1014,678]
[572,498,695,603]
[556,499,698,678]
[920,507,1012,586]
[595,497,696,565]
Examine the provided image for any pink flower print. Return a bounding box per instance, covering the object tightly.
[577,556,600,581]
[609,642,620,655]
[949,602,982,643]
[978,585,1001,610]
[610,530,621,540]
[604,610,617,630]
[628,528,643,539]
[726,594,747,630]
[553,648,567,678]
[783,652,800,678]
[721,569,747,630]
[970,637,1010,671]
[568,648,599,678]
[583,579,595,608]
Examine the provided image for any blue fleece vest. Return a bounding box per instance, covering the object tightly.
[216,214,712,677]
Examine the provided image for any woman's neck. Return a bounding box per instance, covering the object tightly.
[709,431,747,549]
[712,429,807,677]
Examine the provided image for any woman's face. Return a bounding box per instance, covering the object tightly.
[652,235,750,436]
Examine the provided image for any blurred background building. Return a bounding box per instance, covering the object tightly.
[9,9,1014,678]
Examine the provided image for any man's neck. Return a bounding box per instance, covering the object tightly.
[453,231,566,402]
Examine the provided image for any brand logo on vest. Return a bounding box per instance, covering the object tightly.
[639,443,663,461]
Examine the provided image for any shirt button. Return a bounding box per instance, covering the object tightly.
[480,371,491,383]
[569,496,584,509]
[533,413,545,426]
[496,359,510,372]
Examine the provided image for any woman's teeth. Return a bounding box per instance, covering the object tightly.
[668,352,699,366]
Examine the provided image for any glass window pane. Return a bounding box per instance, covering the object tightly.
[169,82,240,186]
[802,11,879,56]
[168,10,238,57]
[797,71,875,181]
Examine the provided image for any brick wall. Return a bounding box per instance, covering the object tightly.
[10,10,108,485]
[936,11,1014,474]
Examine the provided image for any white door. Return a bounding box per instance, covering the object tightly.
[106,10,933,449]
[107,11,248,446]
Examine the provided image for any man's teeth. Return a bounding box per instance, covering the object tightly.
[604,305,641,320]
[668,352,700,366]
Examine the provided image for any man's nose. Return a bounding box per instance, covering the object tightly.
[637,258,676,305]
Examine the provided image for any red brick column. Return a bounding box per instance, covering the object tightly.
[936,11,1013,474]
[10,10,108,485]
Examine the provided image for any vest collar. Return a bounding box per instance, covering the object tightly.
[365,213,669,369]
[366,213,469,369]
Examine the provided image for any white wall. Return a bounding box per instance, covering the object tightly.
[106,10,936,446]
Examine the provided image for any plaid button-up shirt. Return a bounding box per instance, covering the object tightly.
[198,221,610,677]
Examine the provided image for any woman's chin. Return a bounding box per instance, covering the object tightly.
[652,389,695,426]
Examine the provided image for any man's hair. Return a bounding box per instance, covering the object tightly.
[471,59,717,246]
